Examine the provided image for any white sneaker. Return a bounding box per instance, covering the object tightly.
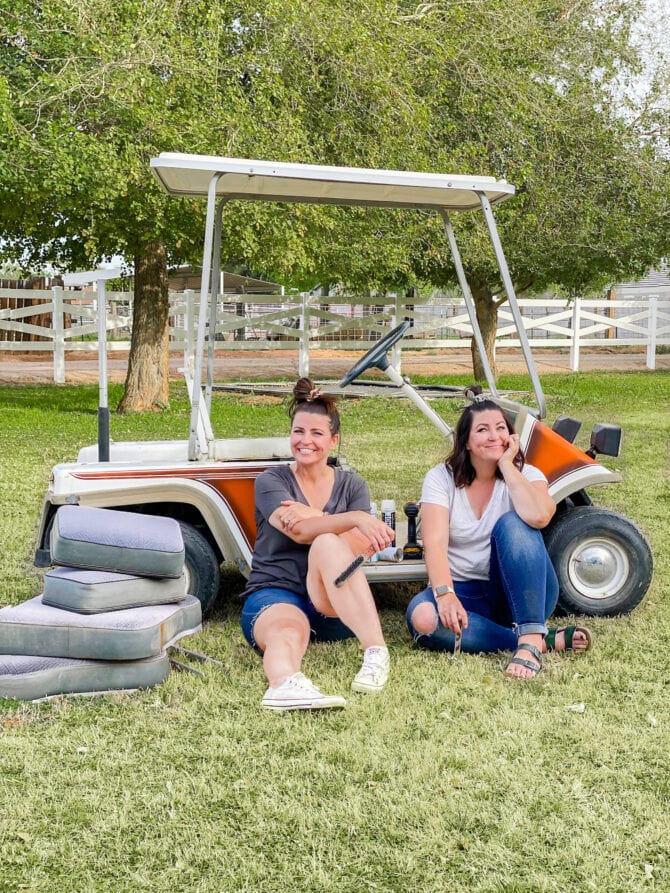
[351,646,390,693]
[262,672,347,711]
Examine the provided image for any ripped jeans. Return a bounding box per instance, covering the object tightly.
[406,511,559,654]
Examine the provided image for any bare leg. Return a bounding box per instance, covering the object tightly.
[307,533,386,649]
[253,603,310,688]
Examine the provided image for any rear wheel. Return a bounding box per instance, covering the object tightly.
[179,522,221,618]
[543,507,653,617]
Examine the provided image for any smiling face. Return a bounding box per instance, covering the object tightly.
[466,408,511,464]
[290,409,339,468]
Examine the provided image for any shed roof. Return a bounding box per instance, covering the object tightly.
[168,267,281,294]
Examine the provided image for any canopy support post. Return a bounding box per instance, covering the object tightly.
[439,210,498,397]
[188,173,221,460]
[477,192,546,418]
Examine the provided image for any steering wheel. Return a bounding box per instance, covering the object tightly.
[339,320,411,387]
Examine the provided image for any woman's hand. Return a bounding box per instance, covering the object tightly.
[498,432,520,467]
[277,500,323,531]
[435,592,468,635]
[353,512,396,553]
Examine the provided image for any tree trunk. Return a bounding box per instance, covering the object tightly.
[117,241,170,413]
[470,282,498,382]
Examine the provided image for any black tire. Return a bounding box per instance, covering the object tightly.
[543,506,653,617]
[179,522,221,618]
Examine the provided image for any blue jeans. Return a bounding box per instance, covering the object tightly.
[406,511,559,654]
[241,587,354,653]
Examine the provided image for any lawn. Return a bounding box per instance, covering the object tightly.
[1,371,669,892]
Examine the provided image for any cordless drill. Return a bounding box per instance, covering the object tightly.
[403,502,423,560]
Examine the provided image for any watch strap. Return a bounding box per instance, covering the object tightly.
[434,584,455,597]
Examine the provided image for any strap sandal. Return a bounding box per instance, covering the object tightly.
[505,642,543,678]
[545,625,593,653]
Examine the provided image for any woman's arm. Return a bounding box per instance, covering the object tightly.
[498,435,556,528]
[421,502,468,634]
[271,502,394,552]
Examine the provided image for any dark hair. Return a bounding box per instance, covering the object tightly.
[446,398,524,486]
[287,377,341,435]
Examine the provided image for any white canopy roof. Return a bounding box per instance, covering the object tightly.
[151,153,514,211]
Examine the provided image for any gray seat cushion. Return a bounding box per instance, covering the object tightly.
[0,653,170,701]
[51,505,185,578]
[0,595,202,660]
[43,567,187,614]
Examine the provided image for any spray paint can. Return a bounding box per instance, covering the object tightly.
[380,499,396,547]
[369,502,378,518]
[376,545,403,562]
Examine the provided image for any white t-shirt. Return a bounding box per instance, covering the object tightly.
[420,462,548,581]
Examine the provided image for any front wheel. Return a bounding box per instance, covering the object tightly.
[179,522,221,618]
[543,506,653,617]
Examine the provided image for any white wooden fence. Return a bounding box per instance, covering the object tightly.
[1,287,668,382]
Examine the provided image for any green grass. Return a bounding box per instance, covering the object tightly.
[1,371,669,892]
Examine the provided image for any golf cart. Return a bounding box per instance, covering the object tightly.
[34,154,653,618]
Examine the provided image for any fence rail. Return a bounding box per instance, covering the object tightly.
[1,287,668,382]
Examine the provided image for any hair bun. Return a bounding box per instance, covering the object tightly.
[288,377,340,430]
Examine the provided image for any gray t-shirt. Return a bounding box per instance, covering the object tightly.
[244,464,371,599]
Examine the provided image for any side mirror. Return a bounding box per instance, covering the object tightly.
[587,423,622,458]
[552,415,582,444]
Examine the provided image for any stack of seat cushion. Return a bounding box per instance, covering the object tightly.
[0,506,203,701]
[50,505,186,578]
[0,653,171,702]
[42,567,187,614]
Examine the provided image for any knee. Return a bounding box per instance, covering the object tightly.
[493,510,525,537]
[408,602,439,636]
[309,532,341,563]
[493,511,541,547]
[262,619,310,653]
[253,605,310,652]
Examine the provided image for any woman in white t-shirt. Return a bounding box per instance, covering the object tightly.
[406,398,592,679]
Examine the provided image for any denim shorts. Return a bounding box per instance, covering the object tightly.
[240,587,354,653]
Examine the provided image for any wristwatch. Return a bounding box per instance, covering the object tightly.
[434,584,455,598]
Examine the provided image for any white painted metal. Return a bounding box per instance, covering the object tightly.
[151,153,515,209]
[188,174,221,460]
[383,364,453,439]
[477,193,546,417]
[440,209,499,397]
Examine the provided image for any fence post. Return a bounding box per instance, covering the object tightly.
[52,286,65,383]
[570,297,581,372]
[646,296,657,370]
[298,292,310,378]
[391,294,402,374]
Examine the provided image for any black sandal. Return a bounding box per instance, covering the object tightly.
[545,625,592,652]
[505,642,543,678]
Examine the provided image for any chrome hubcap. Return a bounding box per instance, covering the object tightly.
[568,537,629,600]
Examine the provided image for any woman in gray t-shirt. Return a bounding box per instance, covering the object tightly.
[241,378,395,711]
[406,398,592,679]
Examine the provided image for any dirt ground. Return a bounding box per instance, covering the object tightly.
[0,346,668,384]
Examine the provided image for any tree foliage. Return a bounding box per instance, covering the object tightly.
[1,0,668,392]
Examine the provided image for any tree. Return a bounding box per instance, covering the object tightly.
[0,0,426,406]
[276,0,670,377]
[1,0,668,390]
[400,0,670,375]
